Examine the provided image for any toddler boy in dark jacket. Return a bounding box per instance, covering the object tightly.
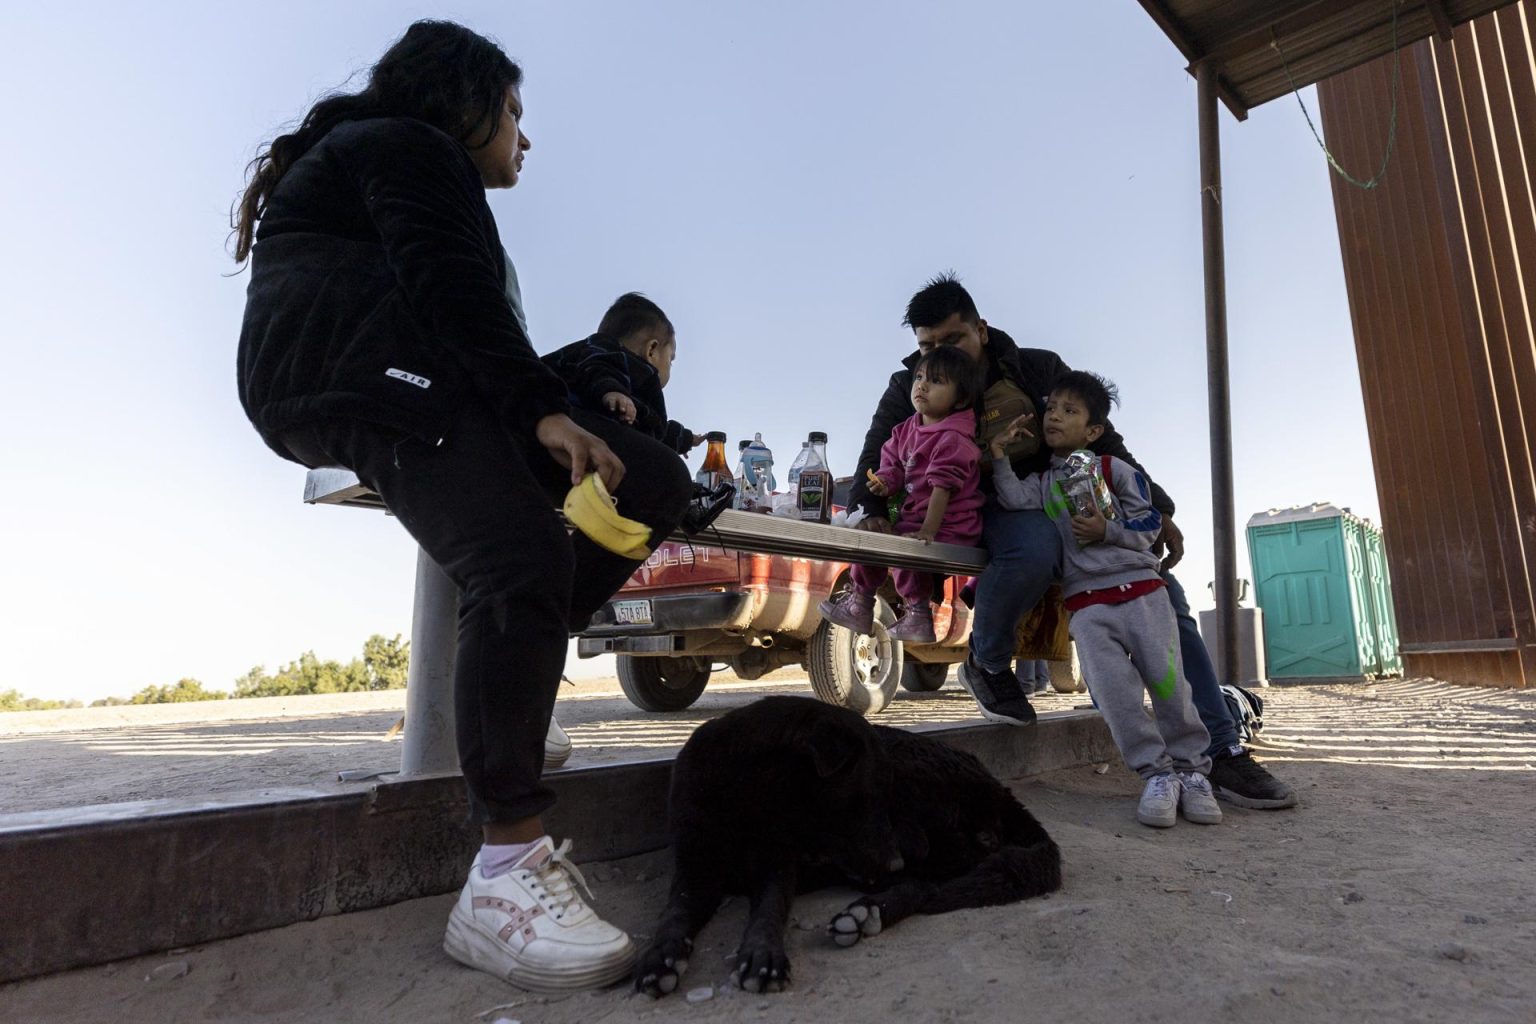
[543,293,700,455]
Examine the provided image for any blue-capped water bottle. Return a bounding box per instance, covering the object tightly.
[742,433,776,496]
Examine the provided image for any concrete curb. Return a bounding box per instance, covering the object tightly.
[0,709,1111,983]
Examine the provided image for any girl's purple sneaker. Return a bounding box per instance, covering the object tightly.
[886,603,935,643]
[817,589,876,635]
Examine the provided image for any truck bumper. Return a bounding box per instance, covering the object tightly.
[577,591,752,656]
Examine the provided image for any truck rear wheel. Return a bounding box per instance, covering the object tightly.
[807,597,902,716]
[900,661,949,692]
[616,655,711,712]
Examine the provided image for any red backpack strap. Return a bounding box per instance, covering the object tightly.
[1101,453,1113,490]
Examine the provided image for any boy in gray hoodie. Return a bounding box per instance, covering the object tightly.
[990,371,1220,829]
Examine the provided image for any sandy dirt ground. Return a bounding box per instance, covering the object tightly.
[0,669,1094,813]
[3,678,1535,1024]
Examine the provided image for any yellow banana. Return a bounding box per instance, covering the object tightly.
[563,473,653,559]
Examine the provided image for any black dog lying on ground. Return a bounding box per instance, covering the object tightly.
[635,696,1062,996]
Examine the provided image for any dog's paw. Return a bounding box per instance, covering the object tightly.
[734,943,790,993]
[634,936,693,998]
[828,898,883,948]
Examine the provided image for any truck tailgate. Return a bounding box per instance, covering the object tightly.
[623,541,742,593]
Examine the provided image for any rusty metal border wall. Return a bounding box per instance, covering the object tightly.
[1317,2,1535,686]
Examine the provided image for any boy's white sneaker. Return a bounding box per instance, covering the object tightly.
[444,838,635,991]
[545,715,572,771]
[1136,772,1180,828]
[1176,771,1223,824]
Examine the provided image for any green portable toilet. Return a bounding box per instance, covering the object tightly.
[1356,520,1403,676]
[1246,504,1402,681]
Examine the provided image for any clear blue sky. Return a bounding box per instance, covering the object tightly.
[0,1,1380,702]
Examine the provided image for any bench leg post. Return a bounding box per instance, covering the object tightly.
[400,548,460,777]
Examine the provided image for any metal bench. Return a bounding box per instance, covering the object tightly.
[303,468,988,776]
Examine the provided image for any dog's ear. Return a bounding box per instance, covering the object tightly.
[806,720,861,778]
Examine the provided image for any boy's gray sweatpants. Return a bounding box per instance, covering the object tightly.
[1071,591,1212,779]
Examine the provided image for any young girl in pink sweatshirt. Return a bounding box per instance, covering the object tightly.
[818,345,984,642]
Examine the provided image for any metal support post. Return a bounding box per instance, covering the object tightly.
[400,548,461,777]
[1197,60,1241,689]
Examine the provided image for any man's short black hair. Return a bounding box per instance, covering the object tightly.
[598,292,673,345]
[914,344,984,411]
[1050,370,1120,426]
[903,272,979,330]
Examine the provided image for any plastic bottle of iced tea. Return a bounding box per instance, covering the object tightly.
[795,431,833,525]
[696,431,732,490]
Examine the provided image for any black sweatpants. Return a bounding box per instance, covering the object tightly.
[288,405,692,823]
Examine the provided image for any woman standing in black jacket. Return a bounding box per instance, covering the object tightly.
[234,21,690,991]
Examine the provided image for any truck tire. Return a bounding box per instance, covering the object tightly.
[900,661,949,692]
[807,598,903,716]
[617,655,711,712]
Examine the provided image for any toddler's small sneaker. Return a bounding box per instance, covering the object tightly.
[1176,771,1223,824]
[886,603,936,643]
[1136,772,1181,828]
[444,838,635,992]
[817,589,876,635]
[544,715,572,771]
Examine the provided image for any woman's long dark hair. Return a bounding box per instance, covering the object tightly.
[232,20,521,263]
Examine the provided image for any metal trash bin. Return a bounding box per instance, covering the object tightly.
[1198,598,1268,687]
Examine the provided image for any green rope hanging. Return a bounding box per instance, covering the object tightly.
[1273,0,1402,190]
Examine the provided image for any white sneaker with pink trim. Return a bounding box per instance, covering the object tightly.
[544,715,572,771]
[444,838,635,991]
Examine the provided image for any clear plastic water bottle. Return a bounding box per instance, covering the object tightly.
[786,441,811,489]
[733,440,755,510]
[1062,449,1117,545]
[1062,466,1098,520]
[1062,449,1118,521]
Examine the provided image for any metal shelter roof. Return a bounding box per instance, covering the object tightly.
[1136,0,1513,117]
[1128,0,1524,685]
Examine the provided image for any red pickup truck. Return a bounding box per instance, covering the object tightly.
[577,484,974,715]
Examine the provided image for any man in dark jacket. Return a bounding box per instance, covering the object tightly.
[542,293,701,455]
[850,275,1295,809]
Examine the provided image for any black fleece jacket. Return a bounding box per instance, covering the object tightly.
[542,333,695,455]
[848,326,1174,521]
[237,117,569,462]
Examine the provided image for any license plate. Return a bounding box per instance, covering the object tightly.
[612,599,654,626]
